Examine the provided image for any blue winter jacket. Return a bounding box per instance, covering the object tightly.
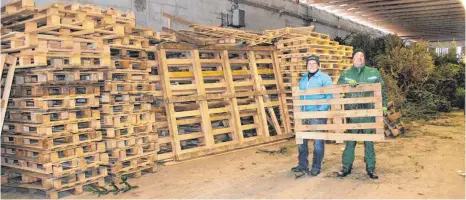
[298,70,333,111]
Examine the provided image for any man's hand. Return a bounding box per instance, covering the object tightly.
[383,107,387,116]
[348,80,358,87]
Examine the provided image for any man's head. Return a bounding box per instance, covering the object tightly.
[306,55,320,73]
[352,49,365,68]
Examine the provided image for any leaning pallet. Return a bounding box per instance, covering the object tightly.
[156,43,291,161]
[292,83,385,142]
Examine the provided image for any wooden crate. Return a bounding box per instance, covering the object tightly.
[292,83,385,142]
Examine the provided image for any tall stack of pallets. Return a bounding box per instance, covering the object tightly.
[0,0,112,198]
[275,34,353,131]
[99,14,162,181]
[0,0,172,197]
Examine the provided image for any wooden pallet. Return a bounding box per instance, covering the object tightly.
[107,164,157,183]
[293,83,385,142]
[11,85,100,98]
[6,109,100,124]
[101,81,154,94]
[100,93,153,104]
[8,95,99,110]
[155,43,291,161]
[2,166,107,198]
[101,111,154,128]
[1,141,106,164]
[1,130,103,149]
[107,152,157,174]
[103,70,150,81]
[100,103,151,115]
[14,70,103,85]
[2,150,108,177]
[1,54,17,133]
[105,134,157,150]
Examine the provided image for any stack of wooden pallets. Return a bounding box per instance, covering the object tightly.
[100,18,162,182]
[155,43,291,161]
[1,1,365,197]
[275,34,353,131]
[0,0,113,198]
[0,0,175,197]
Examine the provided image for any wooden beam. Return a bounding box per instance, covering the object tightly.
[319,0,435,8]
[369,3,463,15]
[375,7,464,17]
[321,0,443,12]
[192,49,214,149]
[161,12,193,26]
[382,14,465,23]
[248,51,270,137]
[343,6,463,20]
[364,0,459,12]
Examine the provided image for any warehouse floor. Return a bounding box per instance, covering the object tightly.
[2,111,464,199]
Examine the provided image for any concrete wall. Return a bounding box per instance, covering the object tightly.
[8,0,385,39]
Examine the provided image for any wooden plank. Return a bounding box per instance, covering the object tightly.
[238,104,258,111]
[294,122,383,131]
[1,55,17,132]
[293,109,383,119]
[262,87,282,135]
[208,107,230,114]
[241,124,257,130]
[166,59,192,65]
[158,49,183,160]
[178,132,204,141]
[272,51,291,134]
[296,132,385,142]
[248,51,270,137]
[292,84,381,95]
[292,97,381,105]
[264,101,280,107]
[161,12,193,26]
[222,50,244,145]
[212,127,233,135]
[192,49,214,149]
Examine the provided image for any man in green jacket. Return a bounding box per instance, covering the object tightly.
[336,50,387,179]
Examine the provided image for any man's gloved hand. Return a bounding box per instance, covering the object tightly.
[383,107,387,116]
[348,80,358,87]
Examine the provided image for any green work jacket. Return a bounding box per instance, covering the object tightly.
[337,65,388,123]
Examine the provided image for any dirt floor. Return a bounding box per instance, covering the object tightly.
[2,111,465,199]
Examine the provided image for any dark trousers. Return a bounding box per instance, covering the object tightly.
[297,119,326,171]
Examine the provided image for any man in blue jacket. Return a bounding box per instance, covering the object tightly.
[291,55,333,176]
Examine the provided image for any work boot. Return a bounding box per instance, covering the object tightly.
[336,168,352,177]
[308,169,320,176]
[367,171,379,179]
[291,166,308,173]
